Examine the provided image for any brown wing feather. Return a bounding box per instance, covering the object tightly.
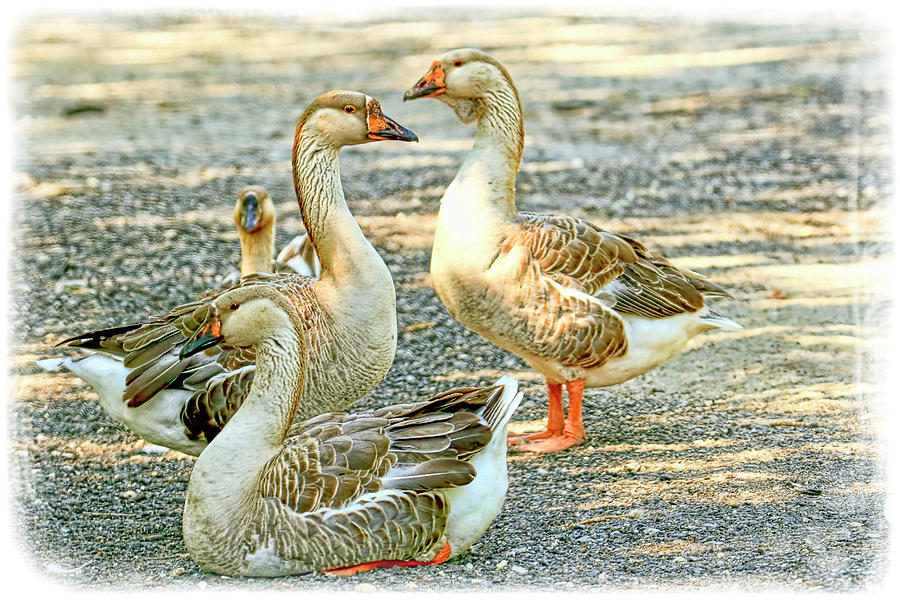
[483,212,730,369]
[246,383,513,571]
[610,233,731,318]
[180,365,256,443]
[259,384,505,513]
[484,214,630,369]
[58,273,316,408]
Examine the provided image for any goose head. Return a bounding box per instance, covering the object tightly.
[180,285,299,357]
[234,186,275,235]
[403,48,519,124]
[296,90,418,148]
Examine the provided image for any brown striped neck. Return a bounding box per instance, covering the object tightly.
[472,85,524,172]
[291,118,378,282]
[441,82,524,222]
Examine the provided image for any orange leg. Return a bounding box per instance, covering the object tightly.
[508,382,564,444]
[521,379,586,453]
[324,541,451,576]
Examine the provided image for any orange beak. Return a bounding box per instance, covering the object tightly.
[180,318,223,358]
[403,61,446,101]
[366,97,419,142]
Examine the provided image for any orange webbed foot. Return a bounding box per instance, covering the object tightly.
[507,427,563,445]
[324,563,380,577]
[519,425,585,453]
[324,541,451,576]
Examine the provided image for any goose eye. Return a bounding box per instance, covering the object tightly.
[343,105,356,114]
[228,303,239,311]
[453,60,463,67]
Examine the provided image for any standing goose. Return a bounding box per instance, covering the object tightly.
[178,284,522,576]
[404,49,740,453]
[39,91,416,455]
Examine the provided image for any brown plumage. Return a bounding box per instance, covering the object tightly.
[180,283,521,576]
[45,91,413,455]
[406,48,741,452]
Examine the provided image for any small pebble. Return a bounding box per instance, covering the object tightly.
[169,568,184,576]
[197,581,208,590]
[354,583,376,593]
[121,490,136,499]
[511,566,527,575]
[495,559,508,569]
[403,582,417,590]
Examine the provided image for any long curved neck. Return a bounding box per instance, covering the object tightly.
[192,328,305,489]
[469,87,524,210]
[236,333,306,445]
[433,84,524,265]
[442,85,524,222]
[238,223,276,276]
[292,130,378,282]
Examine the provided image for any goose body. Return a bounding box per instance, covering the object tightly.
[37,354,210,454]
[179,284,522,576]
[41,92,416,455]
[405,49,740,452]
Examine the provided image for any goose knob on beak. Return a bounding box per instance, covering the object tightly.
[366,97,418,142]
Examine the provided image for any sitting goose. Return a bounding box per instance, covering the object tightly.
[178,284,523,576]
[39,91,417,456]
[220,185,321,287]
[404,49,741,453]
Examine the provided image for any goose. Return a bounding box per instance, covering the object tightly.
[219,185,321,288]
[37,185,311,455]
[177,283,522,576]
[39,91,417,456]
[403,49,741,453]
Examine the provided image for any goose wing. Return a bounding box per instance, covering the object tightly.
[180,364,256,444]
[485,213,632,369]
[59,272,317,407]
[250,384,509,568]
[486,213,730,369]
[605,232,732,318]
[264,384,507,513]
[256,414,450,570]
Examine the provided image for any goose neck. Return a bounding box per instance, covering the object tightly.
[447,87,524,220]
[473,87,524,171]
[241,333,306,444]
[238,223,276,276]
[198,328,305,474]
[292,133,381,282]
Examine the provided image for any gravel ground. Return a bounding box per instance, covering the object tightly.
[7,9,893,593]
